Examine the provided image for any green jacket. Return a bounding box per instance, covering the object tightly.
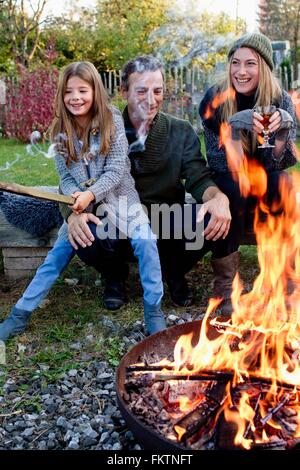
[123,107,216,207]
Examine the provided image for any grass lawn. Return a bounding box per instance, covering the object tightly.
[1,137,299,186]
[0,138,58,186]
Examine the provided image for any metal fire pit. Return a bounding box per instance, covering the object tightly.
[116,320,220,450]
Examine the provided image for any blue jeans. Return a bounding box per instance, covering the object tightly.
[76,223,163,306]
[15,238,75,312]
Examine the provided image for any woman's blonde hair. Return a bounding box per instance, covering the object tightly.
[49,61,114,164]
[220,50,282,154]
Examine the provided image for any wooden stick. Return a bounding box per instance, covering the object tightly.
[0,182,75,205]
[260,394,290,425]
[145,371,300,393]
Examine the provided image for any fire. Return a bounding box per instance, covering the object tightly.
[161,123,300,448]
[290,90,300,123]
[203,88,236,120]
[126,111,300,449]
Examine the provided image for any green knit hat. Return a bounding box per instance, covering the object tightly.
[228,33,274,70]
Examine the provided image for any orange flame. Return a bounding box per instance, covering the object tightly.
[204,88,236,120]
[290,90,300,123]
[155,123,300,448]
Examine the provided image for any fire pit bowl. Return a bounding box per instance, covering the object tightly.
[116,320,220,450]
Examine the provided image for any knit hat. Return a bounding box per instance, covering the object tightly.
[228,33,274,70]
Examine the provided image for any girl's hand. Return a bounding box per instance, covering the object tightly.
[70,190,95,214]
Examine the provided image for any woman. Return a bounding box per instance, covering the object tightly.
[199,32,297,315]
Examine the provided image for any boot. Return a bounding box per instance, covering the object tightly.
[167,277,194,307]
[143,301,167,336]
[0,306,32,342]
[103,280,126,311]
[211,251,240,318]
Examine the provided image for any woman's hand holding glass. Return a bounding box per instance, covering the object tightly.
[253,105,281,148]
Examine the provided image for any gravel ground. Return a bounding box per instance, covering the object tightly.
[0,312,196,450]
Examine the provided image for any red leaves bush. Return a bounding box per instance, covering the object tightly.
[5,66,59,143]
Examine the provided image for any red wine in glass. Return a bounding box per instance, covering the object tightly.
[256,105,276,148]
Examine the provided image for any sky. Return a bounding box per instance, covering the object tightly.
[42,0,260,32]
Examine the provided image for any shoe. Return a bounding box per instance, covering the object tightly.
[143,301,167,335]
[103,281,126,311]
[167,278,194,307]
[211,251,240,317]
[0,306,32,342]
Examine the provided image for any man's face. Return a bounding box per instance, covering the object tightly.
[122,70,164,123]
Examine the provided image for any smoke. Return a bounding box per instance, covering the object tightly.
[0,154,21,172]
[148,3,236,68]
[0,131,58,174]
[149,24,234,67]
[26,131,56,159]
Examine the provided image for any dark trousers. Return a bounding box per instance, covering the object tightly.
[212,170,290,256]
[76,205,236,282]
[76,170,289,282]
[76,223,130,281]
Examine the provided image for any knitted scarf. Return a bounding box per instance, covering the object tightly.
[123,106,169,175]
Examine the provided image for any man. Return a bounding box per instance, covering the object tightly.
[64,55,236,313]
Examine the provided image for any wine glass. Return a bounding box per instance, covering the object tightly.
[255,105,276,148]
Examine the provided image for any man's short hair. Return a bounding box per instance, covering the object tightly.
[121,55,164,91]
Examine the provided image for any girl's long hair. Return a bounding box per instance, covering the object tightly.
[220,51,282,155]
[49,61,114,163]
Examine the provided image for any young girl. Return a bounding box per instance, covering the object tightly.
[0,61,166,340]
[199,32,297,315]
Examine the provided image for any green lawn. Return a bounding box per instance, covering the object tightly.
[0,138,58,186]
[0,137,299,187]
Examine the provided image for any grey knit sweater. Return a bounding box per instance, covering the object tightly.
[199,87,297,173]
[55,107,148,241]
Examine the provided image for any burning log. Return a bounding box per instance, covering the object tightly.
[0,181,75,205]
[173,382,227,443]
[260,394,290,426]
[126,364,174,373]
[127,368,300,394]
[244,393,262,439]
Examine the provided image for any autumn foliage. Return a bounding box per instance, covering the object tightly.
[4,66,58,143]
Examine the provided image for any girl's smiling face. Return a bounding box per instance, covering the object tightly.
[64,76,94,125]
[230,47,259,96]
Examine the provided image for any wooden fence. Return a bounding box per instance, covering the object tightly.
[100,63,298,132]
[0,63,299,136]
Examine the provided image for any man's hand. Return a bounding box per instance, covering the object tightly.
[197,189,231,241]
[67,212,101,250]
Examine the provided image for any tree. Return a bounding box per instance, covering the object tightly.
[0,3,12,73]
[258,0,300,80]
[93,0,173,70]
[40,9,96,68]
[1,0,48,68]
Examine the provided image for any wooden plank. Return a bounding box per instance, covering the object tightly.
[4,268,38,280]
[3,247,51,258]
[4,255,47,270]
[0,209,58,248]
[0,182,74,205]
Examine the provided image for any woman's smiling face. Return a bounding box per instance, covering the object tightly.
[230,47,259,96]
